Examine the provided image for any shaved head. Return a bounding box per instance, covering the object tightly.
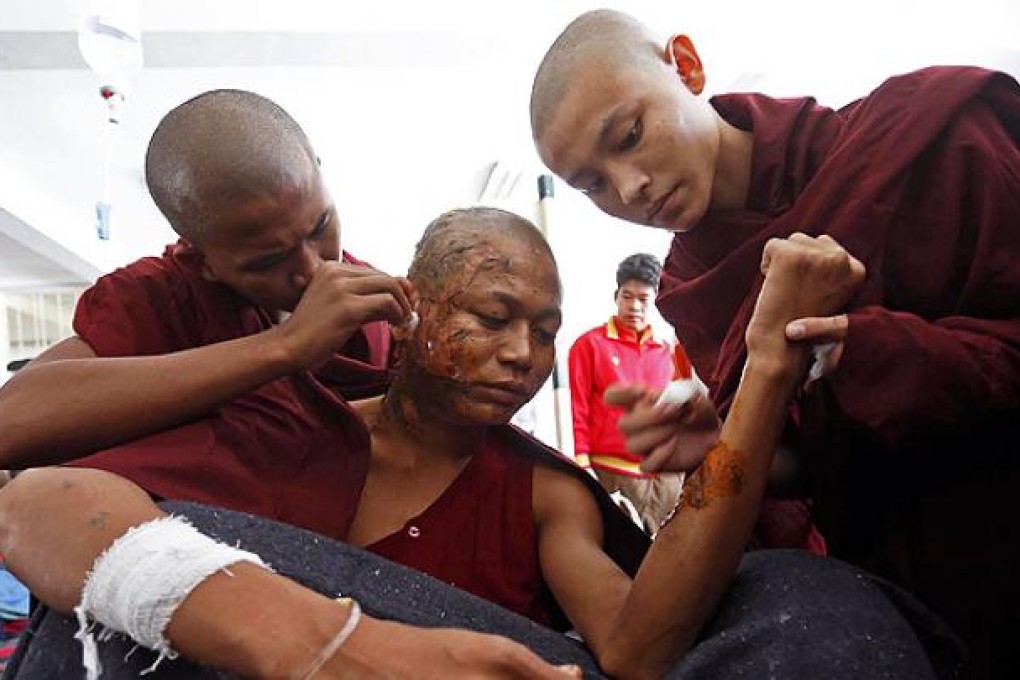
[409,207,557,301]
[145,89,318,243]
[530,9,663,141]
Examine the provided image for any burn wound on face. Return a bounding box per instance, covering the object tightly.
[393,207,559,423]
[419,244,511,380]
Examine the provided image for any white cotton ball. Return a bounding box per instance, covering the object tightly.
[401,310,420,332]
[655,378,701,407]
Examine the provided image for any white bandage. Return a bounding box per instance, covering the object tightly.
[655,373,709,407]
[74,515,268,679]
[807,342,837,384]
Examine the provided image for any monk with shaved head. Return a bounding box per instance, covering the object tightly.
[2,203,945,679]
[0,89,411,472]
[533,9,1020,678]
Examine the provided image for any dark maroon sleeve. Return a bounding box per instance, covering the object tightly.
[831,308,1020,451]
[828,98,1020,451]
[72,257,198,358]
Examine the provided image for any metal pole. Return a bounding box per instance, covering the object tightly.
[535,174,573,453]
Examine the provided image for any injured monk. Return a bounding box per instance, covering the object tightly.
[0,208,953,679]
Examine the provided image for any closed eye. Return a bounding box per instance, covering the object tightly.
[309,213,330,239]
[534,327,558,345]
[246,252,288,272]
[477,313,509,330]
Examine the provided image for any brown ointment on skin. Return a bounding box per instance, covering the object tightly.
[387,242,514,427]
[661,440,746,528]
[418,247,511,382]
[684,440,745,509]
[388,210,559,433]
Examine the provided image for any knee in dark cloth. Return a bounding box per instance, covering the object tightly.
[671,550,946,680]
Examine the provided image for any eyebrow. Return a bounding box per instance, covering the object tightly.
[239,210,330,271]
[565,103,629,187]
[597,103,629,149]
[490,291,562,323]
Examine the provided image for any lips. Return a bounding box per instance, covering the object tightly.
[648,184,681,227]
[472,382,533,405]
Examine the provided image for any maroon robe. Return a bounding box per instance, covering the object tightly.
[658,67,1020,677]
[68,244,650,625]
[69,242,395,535]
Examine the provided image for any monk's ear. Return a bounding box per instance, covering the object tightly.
[390,324,412,342]
[199,267,219,283]
[665,34,706,95]
[197,255,221,283]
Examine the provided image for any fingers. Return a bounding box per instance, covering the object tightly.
[620,414,685,457]
[500,640,582,679]
[756,233,866,326]
[603,383,655,410]
[785,314,849,342]
[617,401,686,451]
[398,277,420,314]
[347,292,417,326]
[783,316,848,342]
[310,264,413,322]
[641,440,679,473]
[760,237,778,274]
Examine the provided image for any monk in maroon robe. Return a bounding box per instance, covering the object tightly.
[532,9,1020,678]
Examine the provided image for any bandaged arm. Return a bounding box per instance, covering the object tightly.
[0,468,356,679]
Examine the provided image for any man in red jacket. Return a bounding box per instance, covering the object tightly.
[568,253,687,533]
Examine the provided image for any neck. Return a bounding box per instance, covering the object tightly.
[368,388,487,467]
[710,117,754,211]
[615,317,647,337]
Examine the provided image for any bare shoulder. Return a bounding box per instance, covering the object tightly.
[532,463,602,536]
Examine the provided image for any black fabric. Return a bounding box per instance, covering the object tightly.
[5,503,960,679]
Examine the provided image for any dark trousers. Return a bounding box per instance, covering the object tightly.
[5,501,961,679]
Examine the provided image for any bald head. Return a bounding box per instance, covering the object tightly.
[530,9,663,141]
[145,89,318,243]
[409,207,557,301]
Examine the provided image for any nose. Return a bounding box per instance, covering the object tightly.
[497,323,534,371]
[291,243,323,289]
[609,164,651,206]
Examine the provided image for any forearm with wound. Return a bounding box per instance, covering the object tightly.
[597,355,807,679]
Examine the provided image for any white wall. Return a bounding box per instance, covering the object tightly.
[2,0,1019,447]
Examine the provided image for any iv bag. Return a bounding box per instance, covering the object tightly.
[77,0,143,88]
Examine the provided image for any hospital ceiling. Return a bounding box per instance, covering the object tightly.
[1,0,1018,288]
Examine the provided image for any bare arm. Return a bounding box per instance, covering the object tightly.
[0,468,578,679]
[537,234,865,679]
[0,333,295,468]
[535,357,803,679]
[0,263,413,468]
